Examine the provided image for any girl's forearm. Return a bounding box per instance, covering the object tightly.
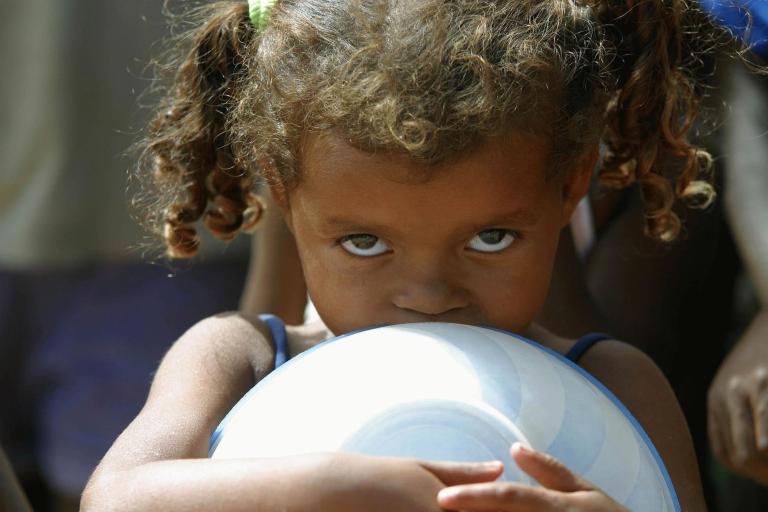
[81,455,332,512]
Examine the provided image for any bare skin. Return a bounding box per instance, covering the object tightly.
[705,65,768,487]
[83,131,705,511]
[709,311,768,484]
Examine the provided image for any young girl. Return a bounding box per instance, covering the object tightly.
[82,0,722,509]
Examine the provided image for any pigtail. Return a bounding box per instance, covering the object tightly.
[592,0,715,241]
[144,2,263,258]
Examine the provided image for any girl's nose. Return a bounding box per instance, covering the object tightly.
[391,271,469,317]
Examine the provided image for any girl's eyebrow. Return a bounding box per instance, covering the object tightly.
[476,209,542,227]
[319,217,394,233]
[320,208,542,233]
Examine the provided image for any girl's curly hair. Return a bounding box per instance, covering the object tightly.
[140,0,727,258]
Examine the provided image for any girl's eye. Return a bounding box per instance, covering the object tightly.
[466,229,517,253]
[339,234,390,257]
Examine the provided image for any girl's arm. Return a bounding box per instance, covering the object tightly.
[81,313,500,511]
[239,193,308,323]
[84,452,503,512]
[80,312,277,509]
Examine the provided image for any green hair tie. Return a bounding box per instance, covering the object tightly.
[248,0,275,30]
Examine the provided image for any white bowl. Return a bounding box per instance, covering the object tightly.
[210,323,679,511]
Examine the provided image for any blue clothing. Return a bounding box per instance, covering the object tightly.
[258,314,290,369]
[564,332,613,363]
[700,0,768,58]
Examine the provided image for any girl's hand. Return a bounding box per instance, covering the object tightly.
[318,452,505,512]
[436,443,628,511]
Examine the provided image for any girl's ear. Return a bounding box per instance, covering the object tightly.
[259,160,295,232]
[559,145,599,227]
[267,183,294,233]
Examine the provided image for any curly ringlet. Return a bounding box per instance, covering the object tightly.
[142,0,724,258]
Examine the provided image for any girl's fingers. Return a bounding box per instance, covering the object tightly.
[435,446,628,511]
[509,443,591,493]
[419,459,504,486]
[437,481,565,511]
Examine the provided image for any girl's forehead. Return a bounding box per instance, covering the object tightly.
[299,130,554,184]
[291,131,557,221]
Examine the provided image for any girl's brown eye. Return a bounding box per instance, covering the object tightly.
[466,229,516,253]
[340,234,390,257]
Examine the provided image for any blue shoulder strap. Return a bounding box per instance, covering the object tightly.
[565,332,612,364]
[258,314,289,369]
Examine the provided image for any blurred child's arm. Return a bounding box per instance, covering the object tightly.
[240,193,308,323]
[536,228,608,338]
[707,63,768,485]
[708,310,768,485]
[80,313,500,511]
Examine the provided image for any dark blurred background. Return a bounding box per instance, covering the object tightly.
[0,2,250,510]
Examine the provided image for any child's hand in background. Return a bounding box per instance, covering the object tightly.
[708,311,768,485]
[437,443,628,511]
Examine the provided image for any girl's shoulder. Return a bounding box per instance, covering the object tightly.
[182,313,329,371]
[540,327,670,412]
[163,312,280,383]
[526,323,662,393]
[149,312,286,428]
[92,312,283,470]
[572,336,665,400]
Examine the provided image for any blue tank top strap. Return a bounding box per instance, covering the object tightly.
[258,314,289,369]
[565,332,612,364]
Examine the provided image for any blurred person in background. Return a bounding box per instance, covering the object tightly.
[701,1,768,509]
[0,1,252,510]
